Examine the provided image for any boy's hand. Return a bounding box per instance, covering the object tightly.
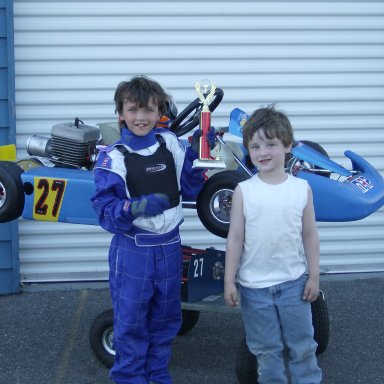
[127,193,170,218]
[303,277,319,302]
[190,127,216,153]
[224,282,239,307]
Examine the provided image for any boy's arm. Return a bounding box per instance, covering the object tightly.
[180,146,206,200]
[302,186,320,302]
[224,185,245,307]
[91,168,135,234]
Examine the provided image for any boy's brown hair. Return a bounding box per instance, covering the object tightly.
[114,75,170,117]
[242,105,294,150]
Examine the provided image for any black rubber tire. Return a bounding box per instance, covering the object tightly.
[196,170,250,238]
[179,309,200,335]
[235,335,259,384]
[89,308,200,368]
[235,293,329,384]
[89,309,115,368]
[312,292,330,355]
[0,161,25,223]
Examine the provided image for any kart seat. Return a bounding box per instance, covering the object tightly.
[98,122,121,146]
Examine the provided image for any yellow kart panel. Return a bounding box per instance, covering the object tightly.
[0,144,16,161]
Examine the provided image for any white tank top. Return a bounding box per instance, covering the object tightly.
[238,174,309,288]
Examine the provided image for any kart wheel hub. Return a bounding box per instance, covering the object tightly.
[0,182,5,208]
[102,326,115,356]
[210,188,232,224]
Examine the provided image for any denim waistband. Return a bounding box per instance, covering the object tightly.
[124,225,180,247]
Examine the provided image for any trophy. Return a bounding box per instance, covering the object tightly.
[192,79,226,169]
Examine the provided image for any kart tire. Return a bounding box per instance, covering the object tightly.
[179,309,200,335]
[235,336,258,384]
[89,309,115,368]
[196,170,250,239]
[312,292,330,355]
[0,161,25,223]
[89,308,200,368]
[235,294,329,384]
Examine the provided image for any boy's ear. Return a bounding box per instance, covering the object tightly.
[285,143,293,153]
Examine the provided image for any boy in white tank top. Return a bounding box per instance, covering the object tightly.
[224,106,322,383]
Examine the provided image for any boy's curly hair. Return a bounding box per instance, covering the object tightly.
[242,105,294,150]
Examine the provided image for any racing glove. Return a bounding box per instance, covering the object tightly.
[125,193,170,218]
[190,127,216,153]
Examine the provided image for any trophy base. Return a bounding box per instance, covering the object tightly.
[192,158,227,169]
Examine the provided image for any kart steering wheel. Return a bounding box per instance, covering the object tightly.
[170,88,224,137]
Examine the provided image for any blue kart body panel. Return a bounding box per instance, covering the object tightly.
[21,166,99,225]
[296,150,384,221]
[18,149,384,226]
[292,143,352,177]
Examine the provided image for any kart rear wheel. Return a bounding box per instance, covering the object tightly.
[179,309,200,335]
[89,308,201,368]
[235,336,258,384]
[0,161,25,223]
[311,291,330,355]
[235,293,329,384]
[196,170,250,238]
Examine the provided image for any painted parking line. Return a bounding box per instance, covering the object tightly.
[53,289,89,384]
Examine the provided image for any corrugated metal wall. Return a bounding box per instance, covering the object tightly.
[13,0,384,282]
[0,0,20,294]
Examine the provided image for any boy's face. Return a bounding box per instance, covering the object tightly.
[248,129,291,174]
[119,98,161,136]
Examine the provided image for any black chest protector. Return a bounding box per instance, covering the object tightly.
[117,135,180,209]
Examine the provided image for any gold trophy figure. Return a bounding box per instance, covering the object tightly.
[193,80,226,169]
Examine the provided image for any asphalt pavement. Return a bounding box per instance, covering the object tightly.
[0,274,383,384]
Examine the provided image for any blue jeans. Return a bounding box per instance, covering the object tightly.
[239,274,322,384]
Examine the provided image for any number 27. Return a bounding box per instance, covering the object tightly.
[193,257,204,278]
[35,178,66,217]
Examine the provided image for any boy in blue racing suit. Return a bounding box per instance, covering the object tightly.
[91,76,214,384]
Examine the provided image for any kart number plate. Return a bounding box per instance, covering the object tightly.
[33,177,67,221]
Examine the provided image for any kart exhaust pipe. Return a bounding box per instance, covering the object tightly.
[26,135,52,157]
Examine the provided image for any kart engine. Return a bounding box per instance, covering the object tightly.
[26,118,100,169]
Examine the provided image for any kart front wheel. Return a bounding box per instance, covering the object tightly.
[0,161,25,223]
[178,309,200,335]
[89,308,201,368]
[196,170,250,238]
[89,309,115,369]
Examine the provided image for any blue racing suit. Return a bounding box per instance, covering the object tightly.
[91,127,205,384]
